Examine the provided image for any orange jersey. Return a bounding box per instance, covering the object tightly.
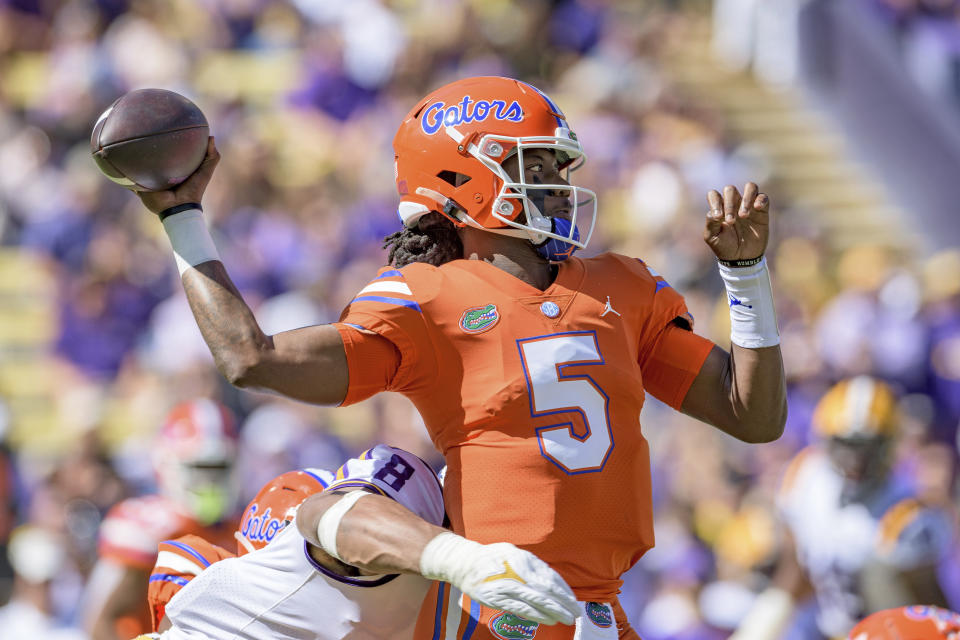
[339,253,713,601]
[416,582,641,640]
[147,534,235,631]
[98,494,238,570]
[97,494,240,635]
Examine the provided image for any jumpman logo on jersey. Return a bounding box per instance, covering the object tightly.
[600,296,621,318]
[729,296,753,309]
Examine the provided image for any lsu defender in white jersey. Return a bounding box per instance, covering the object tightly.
[779,447,953,637]
[160,445,446,640]
[777,378,954,638]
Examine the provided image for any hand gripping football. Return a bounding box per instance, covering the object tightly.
[91,88,209,192]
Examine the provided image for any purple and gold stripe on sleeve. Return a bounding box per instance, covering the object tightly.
[333,448,374,480]
[325,479,390,498]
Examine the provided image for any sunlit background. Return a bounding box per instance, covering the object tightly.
[0,0,958,638]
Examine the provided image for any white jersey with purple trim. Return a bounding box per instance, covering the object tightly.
[325,445,445,517]
[161,446,445,639]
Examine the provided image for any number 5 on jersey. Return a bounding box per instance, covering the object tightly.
[518,332,613,474]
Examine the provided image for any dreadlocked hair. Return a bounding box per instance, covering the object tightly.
[383,211,463,267]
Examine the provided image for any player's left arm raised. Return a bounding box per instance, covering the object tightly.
[681,183,787,443]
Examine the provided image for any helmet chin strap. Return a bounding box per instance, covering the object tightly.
[534,217,580,262]
[473,195,580,262]
[524,184,552,238]
[525,184,580,262]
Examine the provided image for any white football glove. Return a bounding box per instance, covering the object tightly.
[419,532,579,626]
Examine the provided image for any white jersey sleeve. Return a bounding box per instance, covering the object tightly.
[326,445,445,527]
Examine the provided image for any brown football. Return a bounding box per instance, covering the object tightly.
[91,88,209,192]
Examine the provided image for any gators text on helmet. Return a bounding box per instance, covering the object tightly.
[393,76,597,261]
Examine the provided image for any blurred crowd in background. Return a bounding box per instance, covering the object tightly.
[0,0,958,638]
[868,0,960,111]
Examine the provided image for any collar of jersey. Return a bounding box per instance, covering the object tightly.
[450,256,583,298]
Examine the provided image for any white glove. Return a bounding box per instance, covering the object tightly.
[419,532,579,626]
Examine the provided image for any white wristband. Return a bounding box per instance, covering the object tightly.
[316,490,371,562]
[161,209,221,276]
[718,257,780,348]
[419,532,483,585]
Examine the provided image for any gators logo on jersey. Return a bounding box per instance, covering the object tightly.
[459,304,500,334]
[489,611,539,639]
[585,602,613,628]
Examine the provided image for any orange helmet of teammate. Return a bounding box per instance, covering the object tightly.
[849,606,960,639]
[393,76,597,260]
[235,469,329,555]
[153,399,239,525]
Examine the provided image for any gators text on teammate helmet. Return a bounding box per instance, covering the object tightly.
[235,469,330,555]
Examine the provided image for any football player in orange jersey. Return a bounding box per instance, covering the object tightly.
[130,76,786,639]
[145,468,329,631]
[83,399,242,640]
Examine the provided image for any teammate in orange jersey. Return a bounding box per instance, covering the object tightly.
[849,606,960,639]
[130,76,786,639]
[146,535,235,632]
[82,399,242,640]
[145,467,330,630]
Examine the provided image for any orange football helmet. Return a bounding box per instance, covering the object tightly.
[235,469,330,555]
[153,399,240,525]
[393,76,597,258]
[849,606,960,639]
